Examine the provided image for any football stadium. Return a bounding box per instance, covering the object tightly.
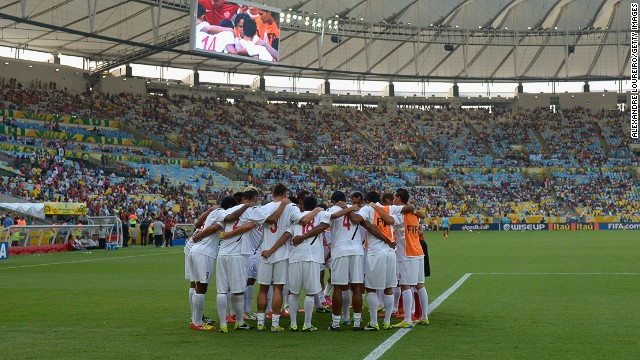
[0,0,638,359]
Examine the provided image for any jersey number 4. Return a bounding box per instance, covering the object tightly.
[342,216,351,231]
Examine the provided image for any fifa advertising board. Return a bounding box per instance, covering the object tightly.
[0,242,8,260]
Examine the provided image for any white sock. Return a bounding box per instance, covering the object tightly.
[324,283,333,297]
[418,287,429,319]
[383,295,394,325]
[227,292,235,316]
[392,287,401,312]
[233,294,245,326]
[314,293,322,308]
[402,289,413,323]
[192,293,205,326]
[244,285,254,314]
[304,296,314,327]
[367,292,379,326]
[189,288,196,322]
[288,293,300,328]
[267,286,273,312]
[341,290,351,320]
[257,312,266,327]
[217,294,227,327]
[353,312,362,327]
[377,290,384,308]
[332,314,340,327]
[272,314,280,328]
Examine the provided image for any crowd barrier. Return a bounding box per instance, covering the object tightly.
[449,223,640,231]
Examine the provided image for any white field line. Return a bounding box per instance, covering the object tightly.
[363,273,473,360]
[0,251,177,270]
[473,272,640,275]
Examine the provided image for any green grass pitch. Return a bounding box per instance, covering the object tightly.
[1,230,639,359]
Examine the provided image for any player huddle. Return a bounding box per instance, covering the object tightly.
[185,183,430,333]
[195,0,279,62]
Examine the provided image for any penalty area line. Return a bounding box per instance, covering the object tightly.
[363,273,473,360]
[0,251,177,270]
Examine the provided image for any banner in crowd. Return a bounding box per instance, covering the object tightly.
[1,109,119,128]
[242,163,332,172]
[0,126,152,147]
[335,165,419,173]
[44,202,87,215]
[0,142,90,160]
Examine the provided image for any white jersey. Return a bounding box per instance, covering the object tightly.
[218,204,245,256]
[238,38,274,61]
[241,208,264,256]
[288,211,331,264]
[245,201,303,264]
[226,205,264,256]
[195,22,235,52]
[184,237,194,255]
[327,205,364,258]
[190,208,225,258]
[358,205,395,256]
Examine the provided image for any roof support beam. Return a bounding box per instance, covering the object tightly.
[1,0,74,30]
[87,0,98,33]
[587,0,622,76]
[151,0,163,45]
[20,0,26,18]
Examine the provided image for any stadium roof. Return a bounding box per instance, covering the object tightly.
[0,0,632,82]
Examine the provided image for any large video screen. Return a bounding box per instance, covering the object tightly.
[191,0,281,64]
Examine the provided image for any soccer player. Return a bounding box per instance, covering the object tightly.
[187,196,238,331]
[240,187,264,321]
[441,213,450,239]
[246,183,319,332]
[198,0,239,26]
[293,191,393,331]
[363,191,418,330]
[186,206,218,327]
[231,18,278,61]
[256,8,280,49]
[195,3,236,53]
[387,189,430,328]
[286,196,331,332]
[216,196,261,333]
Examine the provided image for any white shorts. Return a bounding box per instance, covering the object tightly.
[216,255,248,294]
[398,258,425,286]
[184,247,191,280]
[331,255,364,285]
[287,261,322,295]
[189,252,215,284]
[365,251,397,290]
[258,259,288,285]
[247,252,259,279]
